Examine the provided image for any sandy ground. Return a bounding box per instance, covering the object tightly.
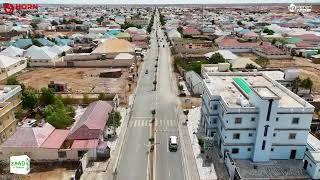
[267,57,320,95]
[22,168,74,180]
[17,68,127,94]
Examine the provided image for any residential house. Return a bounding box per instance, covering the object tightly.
[0,46,25,57]
[0,101,113,161]
[116,32,131,41]
[0,55,27,81]
[0,85,22,144]
[14,39,33,49]
[216,37,258,53]
[167,29,182,41]
[303,134,320,179]
[173,38,212,54]
[25,45,60,67]
[253,42,291,59]
[183,27,201,36]
[91,38,135,58]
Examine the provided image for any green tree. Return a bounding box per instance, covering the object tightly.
[98,93,108,100]
[21,88,39,109]
[245,63,257,69]
[292,77,301,94]
[30,22,38,29]
[44,98,74,129]
[107,111,122,131]
[209,53,225,64]
[6,76,19,85]
[237,21,243,26]
[301,77,313,94]
[40,87,55,105]
[271,39,277,45]
[51,20,58,26]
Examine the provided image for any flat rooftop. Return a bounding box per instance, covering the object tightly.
[204,73,308,108]
[235,160,309,179]
[0,85,21,103]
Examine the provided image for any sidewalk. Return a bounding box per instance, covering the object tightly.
[187,107,229,180]
[177,107,200,180]
[82,96,133,180]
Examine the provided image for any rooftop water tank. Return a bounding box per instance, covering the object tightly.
[284,69,299,80]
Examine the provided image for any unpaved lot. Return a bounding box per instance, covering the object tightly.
[17,68,127,94]
[23,168,74,180]
[267,57,320,95]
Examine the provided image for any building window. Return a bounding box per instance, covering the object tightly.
[233,133,240,139]
[213,105,218,110]
[58,151,67,158]
[271,148,274,151]
[248,133,253,137]
[213,118,217,124]
[262,140,266,150]
[248,148,251,151]
[251,118,255,122]
[264,125,269,137]
[292,118,299,124]
[232,148,239,154]
[235,118,242,124]
[273,133,276,137]
[289,133,296,139]
[276,117,279,121]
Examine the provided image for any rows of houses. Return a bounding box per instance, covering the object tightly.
[162,6,320,60]
[0,100,113,161]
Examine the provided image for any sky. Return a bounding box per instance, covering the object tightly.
[1,0,319,4]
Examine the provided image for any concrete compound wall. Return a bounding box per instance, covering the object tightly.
[55,59,134,68]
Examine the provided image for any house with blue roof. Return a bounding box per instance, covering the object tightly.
[14,39,32,49]
[55,38,74,46]
[36,38,55,46]
[106,29,121,36]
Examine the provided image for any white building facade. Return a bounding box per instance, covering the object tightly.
[200,71,314,162]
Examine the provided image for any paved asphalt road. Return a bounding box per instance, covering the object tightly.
[154,13,185,180]
[116,10,185,180]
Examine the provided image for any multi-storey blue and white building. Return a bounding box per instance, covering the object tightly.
[200,71,314,162]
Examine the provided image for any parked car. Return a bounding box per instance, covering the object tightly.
[169,136,178,151]
[145,70,148,74]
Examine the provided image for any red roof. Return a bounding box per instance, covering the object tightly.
[71,139,99,149]
[41,129,70,149]
[67,101,113,140]
[183,27,200,35]
[297,34,320,42]
[254,44,286,55]
[218,38,258,48]
[295,41,312,48]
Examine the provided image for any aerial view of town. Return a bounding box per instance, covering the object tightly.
[0,1,320,180]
